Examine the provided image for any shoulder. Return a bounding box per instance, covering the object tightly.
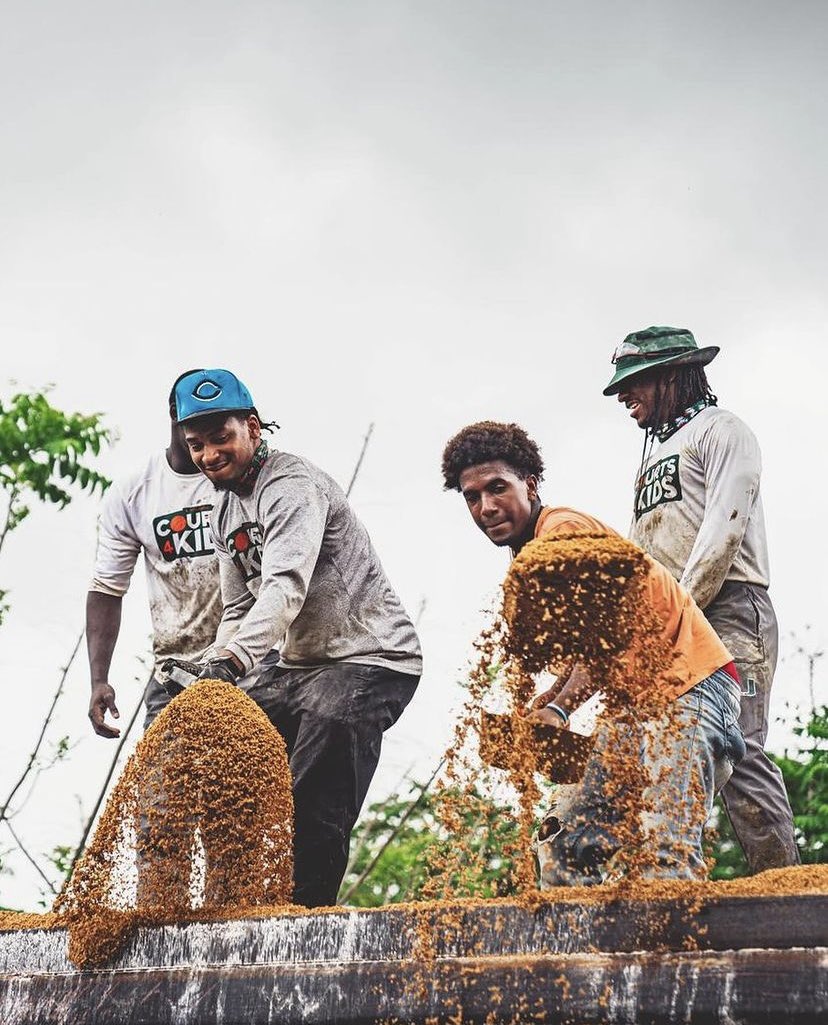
[692,406,756,442]
[102,452,163,510]
[688,407,761,460]
[536,506,615,538]
[114,452,215,506]
[258,451,341,497]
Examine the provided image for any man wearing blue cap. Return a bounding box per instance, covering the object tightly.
[174,368,422,907]
[604,326,798,873]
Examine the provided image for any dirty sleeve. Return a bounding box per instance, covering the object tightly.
[212,541,256,652]
[679,414,762,610]
[88,481,141,597]
[218,474,329,673]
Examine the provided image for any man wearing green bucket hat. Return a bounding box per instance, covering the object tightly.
[604,325,798,873]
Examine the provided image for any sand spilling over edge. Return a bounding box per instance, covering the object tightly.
[51,679,294,967]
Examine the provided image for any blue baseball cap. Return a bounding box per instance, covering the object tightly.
[174,369,256,423]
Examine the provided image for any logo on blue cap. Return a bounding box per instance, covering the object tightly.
[193,380,223,401]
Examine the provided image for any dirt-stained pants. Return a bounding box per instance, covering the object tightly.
[248,661,419,908]
[704,581,799,873]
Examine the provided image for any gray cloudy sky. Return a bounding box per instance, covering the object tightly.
[2,1,826,908]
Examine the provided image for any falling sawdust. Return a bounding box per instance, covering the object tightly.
[6,679,295,967]
[420,532,689,907]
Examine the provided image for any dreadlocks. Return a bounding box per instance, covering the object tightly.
[646,365,717,432]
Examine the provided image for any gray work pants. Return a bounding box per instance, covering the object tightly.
[144,675,171,731]
[704,581,800,872]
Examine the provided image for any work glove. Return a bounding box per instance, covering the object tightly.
[158,657,202,698]
[195,656,243,685]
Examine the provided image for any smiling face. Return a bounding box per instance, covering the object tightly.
[616,368,675,429]
[458,460,538,548]
[182,412,262,489]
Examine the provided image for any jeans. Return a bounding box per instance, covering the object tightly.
[538,669,746,887]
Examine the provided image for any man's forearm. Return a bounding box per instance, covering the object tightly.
[550,664,595,714]
[681,529,744,610]
[86,591,123,685]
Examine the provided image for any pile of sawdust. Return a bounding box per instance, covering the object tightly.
[52,679,294,967]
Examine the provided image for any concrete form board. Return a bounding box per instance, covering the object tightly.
[1,895,826,1023]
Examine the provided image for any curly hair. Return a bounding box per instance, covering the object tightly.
[441,421,545,491]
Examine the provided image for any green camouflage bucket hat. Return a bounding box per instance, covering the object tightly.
[603,326,719,396]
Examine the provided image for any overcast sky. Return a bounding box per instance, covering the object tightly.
[2,1,826,909]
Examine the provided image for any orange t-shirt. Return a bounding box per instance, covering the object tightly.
[533,506,732,697]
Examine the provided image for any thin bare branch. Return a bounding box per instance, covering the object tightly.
[345,422,375,498]
[339,758,445,904]
[0,486,21,559]
[2,818,57,896]
[9,739,82,820]
[0,630,84,824]
[65,683,147,882]
[790,628,825,717]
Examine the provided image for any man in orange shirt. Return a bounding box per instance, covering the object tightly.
[441,420,746,884]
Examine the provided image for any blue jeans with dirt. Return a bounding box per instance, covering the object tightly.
[538,669,746,886]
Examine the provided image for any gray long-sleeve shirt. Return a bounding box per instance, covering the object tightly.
[629,406,770,610]
[210,449,422,676]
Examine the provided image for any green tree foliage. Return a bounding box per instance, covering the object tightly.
[706,798,749,879]
[342,783,525,907]
[708,704,828,877]
[774,704,828,864]
[0,387,112,620]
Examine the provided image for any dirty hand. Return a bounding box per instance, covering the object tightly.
[89,682,121,738]
[526,706,569,729]
[520,685,559,718]
[195,655,243,685]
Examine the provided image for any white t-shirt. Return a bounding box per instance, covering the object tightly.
[629,406,770,610]
[90,451,222,675]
